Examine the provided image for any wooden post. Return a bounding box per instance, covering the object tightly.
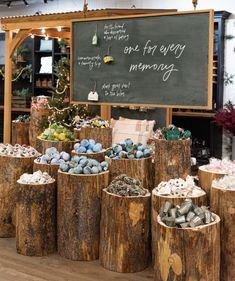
[107,156,154,191]
[71,150,106,162]
[11,121,30,145]
[210,185,235,281]
[57,171,109,261]
[33,160,59,182]
[29,108,50,148]
[3,30,13,144]
[198,166,225,202]
[36,137,78,154]
[151,189,207,265]
[154,139,191,186]
[154,214,220,281]
[74,127,112,149]
[100,105,111,121]
[16,180,56,256]
[0,155,37,237]
[100,189,151,273]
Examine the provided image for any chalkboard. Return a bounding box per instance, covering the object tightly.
[71,10,213,109]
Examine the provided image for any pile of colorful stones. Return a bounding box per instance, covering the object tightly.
[106,174,148,196]
[75,117,109,129]
[155,176,205,197]
[0,144,39,157]
[202,157,235,175]
[212,175,235,189]
[40,123,75,141]
[13,114,30,123]
[106,138,152,159]
[154,124,191,140]
[73,139,103,153]
[159,199,214,228]
[18,170,54,184]
[35,147,70,165]
[59,155,109,175]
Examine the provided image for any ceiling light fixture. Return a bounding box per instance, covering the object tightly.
[7,1,11,8]
[23,0,29,6]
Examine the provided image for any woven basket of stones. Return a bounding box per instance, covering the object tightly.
[100,174,151,273]
[0,144,40,237]
[154,199,220,281]
[151,176,207,265]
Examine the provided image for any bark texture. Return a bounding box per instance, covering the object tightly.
[12,121,29,145]
[36,137,77,154]
[57,171,109,261]
[16,181,56,256]
[100,189,151,273]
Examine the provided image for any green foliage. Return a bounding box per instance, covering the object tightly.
[40,123,75,141]
[13,88,31,98]
[225,34,235,40]
[16,44,29,56]
[58,39,68,48]
[224,72,234,86]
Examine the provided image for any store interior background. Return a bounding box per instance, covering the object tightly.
[0,0,234,157]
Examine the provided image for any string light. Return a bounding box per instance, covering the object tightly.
[45,35,49,40]
[57,26,62,32]
[30,34,35,39]
[58,38,61,42]
[41,28,46,34]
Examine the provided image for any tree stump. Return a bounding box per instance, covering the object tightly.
[12,121,29,145]
[16,180,56,256]
[107,156,153,191]
[154,139,191,186]
[33,160,59,182]
[100,189,151,273]
[210,185,235,281]
[151,189,207,265]
[154,214,220,281]
[36,137,78,154]
[57,171,109,261]
[29,108,50,148]
[71,150,106,162]
[198,166,225,202]
[74,127,112,149]
[0,155,37,237]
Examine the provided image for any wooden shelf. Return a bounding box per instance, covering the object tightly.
[34,50,52,54]
[0,106,30,112]
[172,111,215,118]
[54,52,70,55]
[35,73,52,75]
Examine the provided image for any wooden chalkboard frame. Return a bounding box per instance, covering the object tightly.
[71,10,214,109]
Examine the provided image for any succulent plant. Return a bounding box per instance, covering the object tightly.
[154,125,192,140]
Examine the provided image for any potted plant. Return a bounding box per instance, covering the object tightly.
[16,44,29,62]
[12,88,31,108]
[58,39,68,54]
[214,101,235,160]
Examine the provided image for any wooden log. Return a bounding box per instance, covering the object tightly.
[71,149,106,162]
[16,180,56,256]
[151,189,207,266]
[11,121,29,145]
[74,127,112,149]
[107,156,153,191]
[29,108,50,148]
[154,214,220,281]
[198,166,225,202]
[33,160,59,182]
[57,171,109,261]
[0,155,37,237]
[100,189,151,273]
[210,185,235,281]
[154,139,191,186]
[36,137,78,154]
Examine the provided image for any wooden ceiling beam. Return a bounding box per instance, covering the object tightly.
[9,29,32,58]
[31,29,70,40]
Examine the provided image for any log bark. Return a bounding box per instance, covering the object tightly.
[16,180,56,256]
[71,149,106,162]
[154,139,191,186]
[210,185,235,281]
[107,156,153,191]
[198,166,225,203]
[33,161,59,182]
[57,171,109,261]
[0,155,37,237]
[74,127,112,149]
[100,189,151,273]
[154,214,220,281]
[36,137,78,154]
[29,108,50,148]
[151,189,207,266]
[12,121,29,145]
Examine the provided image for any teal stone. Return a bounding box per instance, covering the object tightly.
[183,130,191,139]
